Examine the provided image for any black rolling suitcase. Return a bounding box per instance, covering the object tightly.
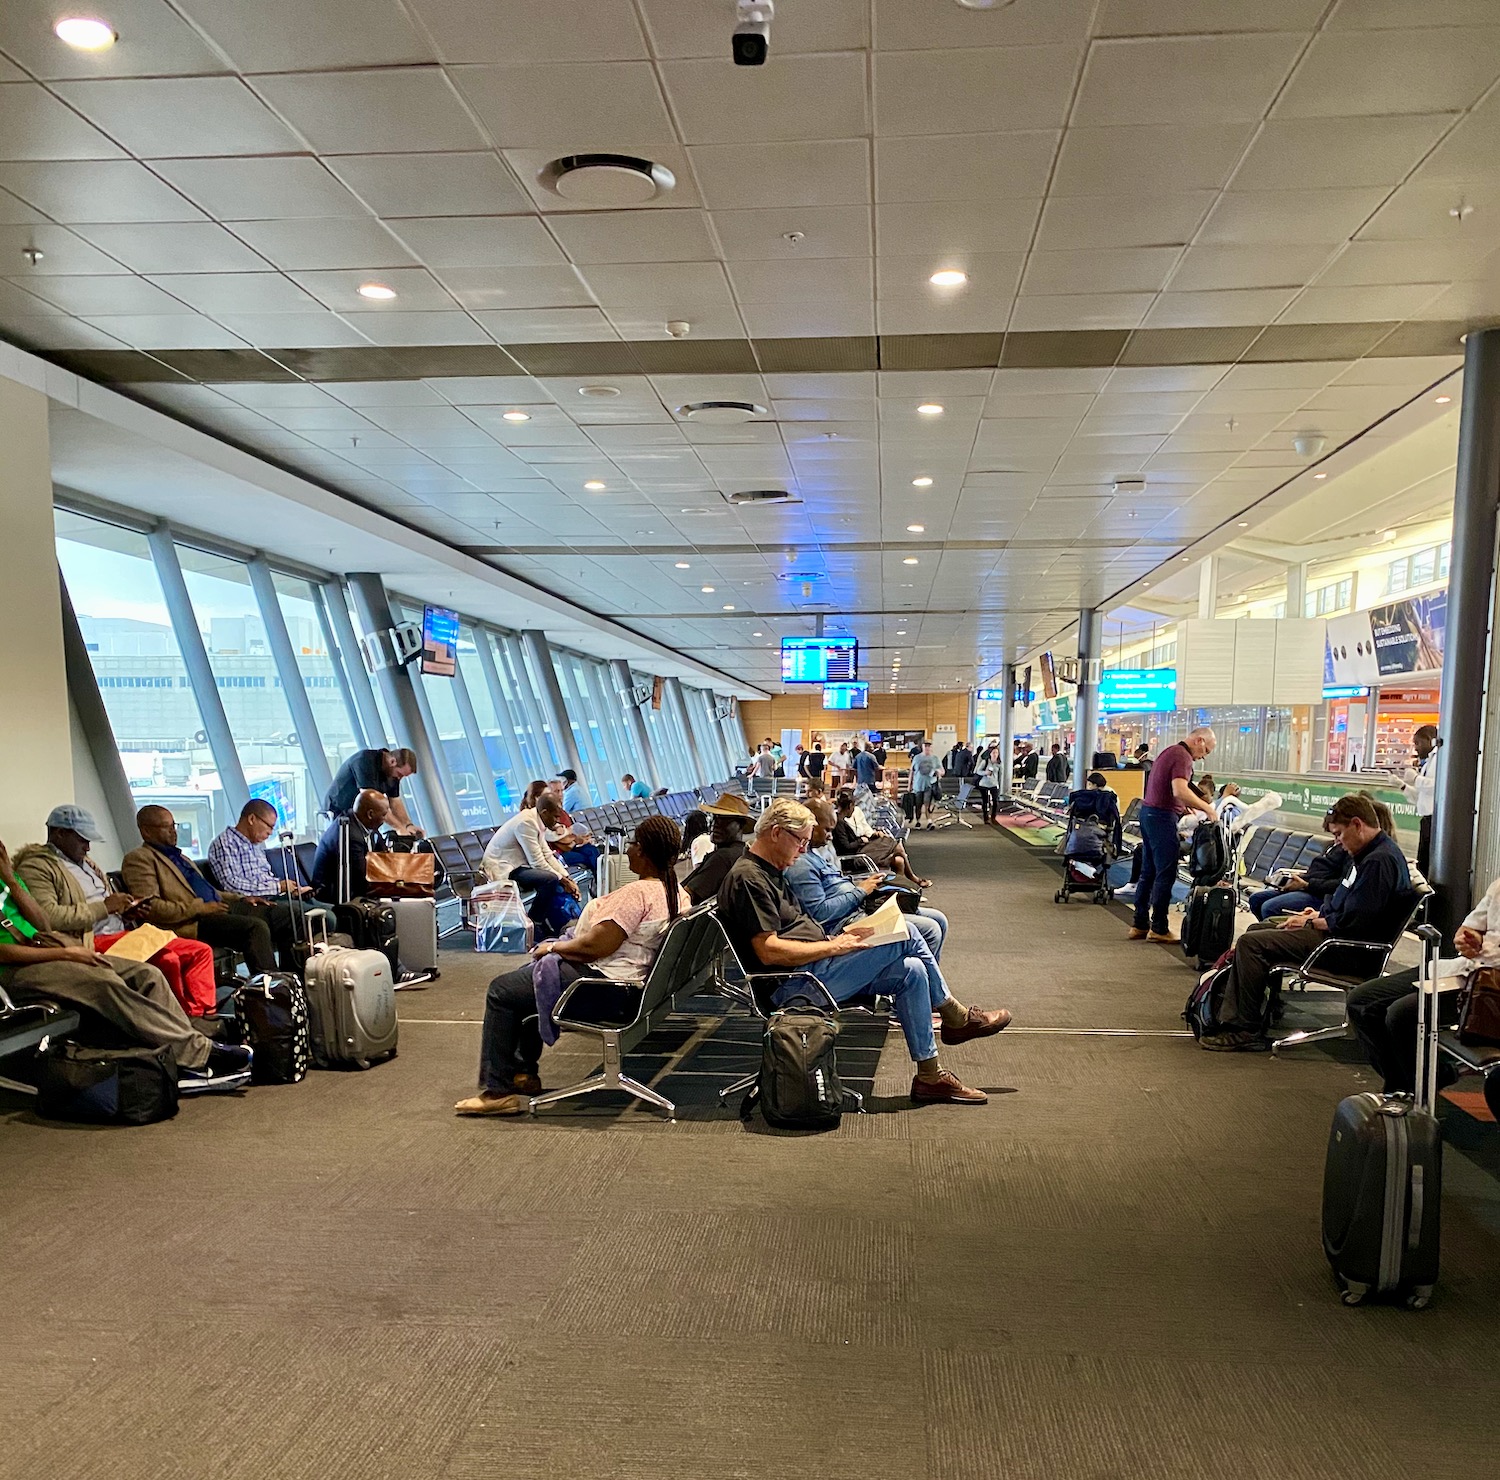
[1321,924,1443,1308]
[1182,884,1236,970]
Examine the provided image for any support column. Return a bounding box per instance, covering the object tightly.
[346,572,455,836]
[247,557,333,806]
[666,677,708,784]
[520,630,584,777]
[0,375,74,843]
[148,525,248,811]
[1285,561,1309,620]
[1435,328,1500,937]
[610,660,658,786]
[1072,610,1103,792]
[999,664,1016,798]
[315,580,380,748]
[1197,557,1220,620]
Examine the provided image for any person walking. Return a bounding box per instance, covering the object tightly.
[1128,727,1217,944]
[910,741,943,830]
[976,744,1002,824]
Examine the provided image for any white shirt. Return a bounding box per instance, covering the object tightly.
[847,807,874,840]
[1403,751,1437,818]
[575,878,673,981]
[59,851,125,934]
[689,834,713,867]
[483,808,567,881]
[1457,877,1500,973]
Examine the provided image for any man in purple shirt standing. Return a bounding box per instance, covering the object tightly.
[1129,727,1217,943]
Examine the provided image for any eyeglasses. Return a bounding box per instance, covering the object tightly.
[776,825,812,854]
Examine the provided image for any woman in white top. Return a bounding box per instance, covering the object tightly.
[456,815,684,1116]
[481,794,580,936]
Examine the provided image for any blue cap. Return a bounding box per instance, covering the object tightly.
[46,804,104,842]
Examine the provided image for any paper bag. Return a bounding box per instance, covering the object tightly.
[103,923,176,963]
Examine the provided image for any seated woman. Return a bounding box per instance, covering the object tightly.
[831,791,929,889]
[455,815,684,1117]
[680,809,712,870]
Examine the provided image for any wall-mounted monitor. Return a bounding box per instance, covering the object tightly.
[781,634,858,684]
[822,682,868,710]
[420,604,460,677]
[1040,650,1058,699]
[1099,667,1177,714]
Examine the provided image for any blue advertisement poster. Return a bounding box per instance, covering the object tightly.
[1325,591,1446,685]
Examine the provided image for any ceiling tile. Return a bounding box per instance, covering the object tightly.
[78,313,247,348]
[342,310,490,345]
[1095,0,1328,32]
[1023,247,1183,296]
[146,272,322,314]
[876,0,1094,48]
[173,0,437,71]
[1317,238,1498,286]
[1232,114,1457,192]
[639,0,868,58]
[450,63,677,149]
[1051,122,1254,196]
[72,221,272,273]
[387,215,569,269]
[327,152,532,218]
[875,130,1057,205]
[1276,282,1449,323]
[213,311,373,347]
[0,83,128,160]
[663,54,869,144]
[0,160,204,223]
[155,157,369,220]
[290,265,458,312]
[1168,244,1334,291]
[438,265,596,310]
[252,67,488,154]
[228,217,418,272]
[878,199,1041,260]
[875,294,1012,336]
[1034,192,1216,249]
[0,0,227,80]
[730,257,873,305]
[875,47,1081,136]
[1356,179,1500,242]
[1274,26,1500,119]
[471,307,618,342]
[1074,34,1303,124]
[0,223,135,274]
[688,139,871,209]
[712,206,872,261]
[20,272,191,314]
[1198,188,1390,245]
[412,0,648,63]
[1140,287,1300,327]
[546,210,717,265]
[1009,293,1154,331]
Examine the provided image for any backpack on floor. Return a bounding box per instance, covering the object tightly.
[1183,965,1230,1041]
[234,971,311,1085]
[740,1006,848,1131]
[35,1042,179,1125]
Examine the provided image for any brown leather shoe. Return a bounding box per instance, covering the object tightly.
[939,1006,1012,1045]
[1147,930,1179,944]
[911,1070,988,1105]
[512,1073,542,1096]
[1127,927,1148,940]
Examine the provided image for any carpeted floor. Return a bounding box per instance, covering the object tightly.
[4,824,1500,1479]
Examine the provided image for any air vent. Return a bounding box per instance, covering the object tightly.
[539,154,676,205]
[677,400,768,424]
[1112,476,1147,495]
[722,488,799,506]
[776,568,825,582]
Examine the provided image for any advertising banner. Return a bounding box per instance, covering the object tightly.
[1325,592,1446,685]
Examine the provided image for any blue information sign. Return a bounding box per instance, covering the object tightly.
[822,682,868,710]
[1098,668,1177,714]
[781,635,858,684]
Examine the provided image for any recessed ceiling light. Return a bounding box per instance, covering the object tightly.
[917,403,945,416]
[907,523,925,533]
[752,631,763,637]
[903,557,919,565]
[912,476,933,488]
[897,629,907,635]
[55,16,116,48]
[502,410,530,422]
[675,561,690,569]
[357,281,397,300]
[1313,471,1327,479]
[1435,394,1452,404]
[540,153,676,205]
[723,604,735,610]
[583,479,606,491]
[1237,521,1249,528]
[701,585,715,593]
[929,269,967,287]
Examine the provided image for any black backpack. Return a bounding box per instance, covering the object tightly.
[740,1006,848,1131]
[35,1043,179,1125]
[1187,820,1229,885]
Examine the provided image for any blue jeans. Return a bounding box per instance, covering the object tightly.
[509,866,571,938]
[912,906,948,960]
[777,925,949,1062]
[1132,804,1181,934]
[1249,887,1318,921]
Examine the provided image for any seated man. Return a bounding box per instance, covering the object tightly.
[455,816,684,1116]
[15,804,219,1021]
[1248,813,1345,921]
[1202,794,1412,1052]
[622,773,653,800]
[787,798,948,961]
[123,806,291,976]
[311,789,391,901]
[208,800,315,903]
[482,794,580,938]
[0,837,250,1092]
[683,794,751,905]
[718,799,1011,1105]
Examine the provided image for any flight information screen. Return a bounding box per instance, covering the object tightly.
[781,635,859,684]
[1099,668,1177,714]
[822,682,868,710]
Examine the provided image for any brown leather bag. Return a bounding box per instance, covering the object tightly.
[1457,966,1500,1047]
[364,852,435,897]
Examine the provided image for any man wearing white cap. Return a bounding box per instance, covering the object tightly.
[15,805,219,1020]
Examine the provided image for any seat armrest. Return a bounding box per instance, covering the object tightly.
[1288,936,1392,984]
[740,969,838,1015]
[840,855,879,877]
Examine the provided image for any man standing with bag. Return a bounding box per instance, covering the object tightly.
[1128,727,1217,944]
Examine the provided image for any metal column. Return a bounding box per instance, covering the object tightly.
[448,650,503,824]
[520,630,585,776]
[147,525,248,810]
[1434,328,1500,937]
[315,580,380,747]
[665,677,707,784]
[1071,609,1103,792]
[345,572,455,836]
[471,629,531,805]
[247,557,333,806]
[999,664,1016,798]
[610,658,658,786]
[59,575,138,847]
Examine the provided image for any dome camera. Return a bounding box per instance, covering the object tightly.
[1293,432,1327,459]
[733,0,772,65]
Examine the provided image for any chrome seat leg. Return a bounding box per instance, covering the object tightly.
[1271,1020,1350,1054]
[617,1074,675,1120]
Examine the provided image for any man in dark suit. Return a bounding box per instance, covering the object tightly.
[311,789,391,902]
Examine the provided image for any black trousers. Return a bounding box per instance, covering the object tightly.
[1347,967,1459,1094]
[1217,921,1323,1033]
[1417,814,1432,880]
[979,786,998,823]
[194,899,292,975]
[478,959,580,1091]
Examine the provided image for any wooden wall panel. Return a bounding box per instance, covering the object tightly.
[738,692,967,749]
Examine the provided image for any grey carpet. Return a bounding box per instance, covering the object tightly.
[4,824,1499,1479]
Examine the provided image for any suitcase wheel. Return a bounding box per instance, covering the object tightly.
[1407,1288,1432,1310]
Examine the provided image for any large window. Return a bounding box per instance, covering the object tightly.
[1304,578,1352,618]
[401,604,490,829]
[456,624,521,811]
[56,512,222,850]
[272,573,360,782]
[1388,542,1450,596]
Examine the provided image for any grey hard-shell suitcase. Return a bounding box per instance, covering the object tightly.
[1321,924,1442,1307]
[303,944,398,1070]
[391,896,439,974]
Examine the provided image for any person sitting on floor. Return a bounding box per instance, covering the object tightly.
[831,790,929,888]
[14,804,220,1023]
[683,794,752,905]
[1248,811,1346,921]
[0,837,251,1092]
[310,789,392,902]
[787,798,949,961]
[455,815,684,1116]
[718,799,1011,1105]
[482,793,580,939]
[1201,793,1412,1053]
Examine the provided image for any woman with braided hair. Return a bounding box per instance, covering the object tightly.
[456,814,684,1116]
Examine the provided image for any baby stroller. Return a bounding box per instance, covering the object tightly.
[1054,789,1123,905]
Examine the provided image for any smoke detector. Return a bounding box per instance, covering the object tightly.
[677,400,768,423]
[721,488,800,506]
[538,153,676,205]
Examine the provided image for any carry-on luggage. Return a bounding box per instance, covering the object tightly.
[595,849,633,897]
[1321,923,1443,1307]
[234,970,311,1085]
[335,899,399,977]
[35,1042,179,1125]
[390,896,439,977]
[303,944,398,1070]
[1182,884,1236,969]
[739,1005,857,1131]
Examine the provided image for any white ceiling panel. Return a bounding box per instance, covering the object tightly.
[0,159,204,222]
[412,0,649,64]
[545,210,717,265]
[326,152,531,219]
[471,307,619,342]
[712,205,872,261]
[252,68,488,155]
[875,131,1057,205]
[1168,244,1335,292]
[227,217,418,273]
[155,157,368,220]
[174,0,437,72]
[1051,122,1254,197]
[1233,114,1457,193]
[1009,293,1154,331]
[289,265,458,312]
[1277,282,1449,323]
[1034,192,1217,250]
[639,0,867,59]
[1096,0,1329,33]
[874,47,1081,136]
[434,266,596,311]
[386,215,568,269]
[1198,188,1390,246]
[450,63,677,149]
[78,313,247,348]
[341,309,489,344]
[1140,287,1300,328]
[72,221,270,273]
[0,0,227,80]
[0,84,128,161]
[1074,35,1303,125]
[876,200,1041,257]
[662,54,869,145]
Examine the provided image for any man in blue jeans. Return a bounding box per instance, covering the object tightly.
[1129,727,1216,944]
[718,798,1010,1105]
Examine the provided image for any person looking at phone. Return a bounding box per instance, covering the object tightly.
[14,805,221,1022]
[716,798,1010,1105]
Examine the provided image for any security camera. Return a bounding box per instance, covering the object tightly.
[733,0,773,65]
[1293,432,1327,458]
